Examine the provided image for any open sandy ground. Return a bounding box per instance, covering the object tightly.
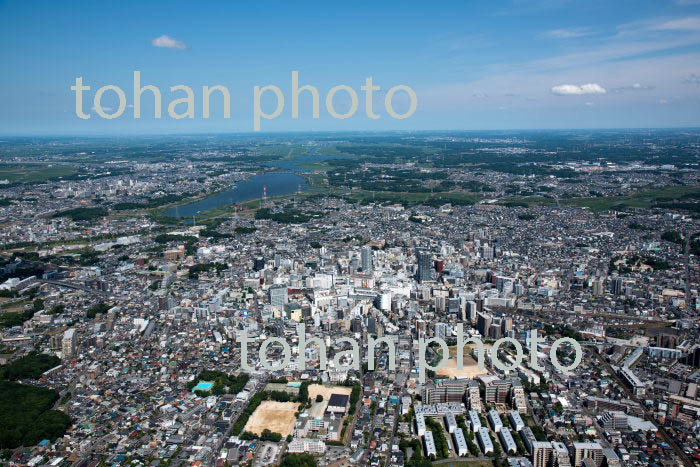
[436,345,490,379]
[243,401,300,436]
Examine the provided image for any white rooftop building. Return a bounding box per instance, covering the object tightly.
[478,427,494,454]
[424,430,437,459]
[453,428,468,457]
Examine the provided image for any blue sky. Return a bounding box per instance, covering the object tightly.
[1,0,700,134]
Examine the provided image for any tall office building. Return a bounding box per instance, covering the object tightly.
[269,284,288,307]
[501,316,513,334]
[253,256,265,271]
[592,278,604,296]
[368,317,377,335]
[477,312,492,338]
[361,246,373,273]
[417,249,433,283]
[62,328,77,358]
[467,301,478,323]
[417,250,433,282]
[435,322,448,340]
[611,278,624,295]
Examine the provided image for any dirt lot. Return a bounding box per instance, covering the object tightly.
[436,345,490,379]
[307,384,352,418]
[243,401,300,436]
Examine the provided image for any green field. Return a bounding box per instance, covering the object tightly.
[0,165,78,184]
[346,190,481,206]
[259,144,311,159]
[498,186,700,211]
[562,186,700,211]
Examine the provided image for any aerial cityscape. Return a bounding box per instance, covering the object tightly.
[0,130,699,467]
[3,0,700,466]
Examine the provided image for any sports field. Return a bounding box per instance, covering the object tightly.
[243,401,300,436]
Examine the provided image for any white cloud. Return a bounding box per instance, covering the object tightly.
[659,99,669,104]
[151,35,187,50]
[651,17,700,31]
[683,73,700,85]
[551,83,607,95]
[585,102,594,106]
[543,27,593,39]
[611,83,654,93]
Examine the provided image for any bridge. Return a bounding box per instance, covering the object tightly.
[39,280,111,298]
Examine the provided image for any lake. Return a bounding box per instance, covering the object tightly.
[165,171,308,218]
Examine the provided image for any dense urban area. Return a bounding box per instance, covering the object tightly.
[0,130,699,467]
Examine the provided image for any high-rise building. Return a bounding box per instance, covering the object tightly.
[573,442,604,467]
[368,317,377,335]
[467,301,478,323]
[269,285,288,307]
[434,296,446,313]
[468,380,482,411]
[477,312,492,338]
[417,249,433,283]
[422,379,469,404]
[601,449,620,467]
[611,278,624,295]
[435,322,448,340]
[361,246,373,273]
[552,441,572,467]
[502,316,513,334]
[511,379,527,414]
[62,328,77,358]
[532,441,553,467]
[592,278,604,296]
[486,378,511,404]
[253,256,265,271]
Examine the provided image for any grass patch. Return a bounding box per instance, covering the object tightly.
[0,164,78,184]
[562,186,700,211]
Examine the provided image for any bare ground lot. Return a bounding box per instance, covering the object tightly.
[436,345,491,379]
[307,384,352,418]
[243,401,300,436]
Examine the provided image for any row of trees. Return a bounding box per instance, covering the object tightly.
[279,453,317,467]
[424,417,449,459]
[186,370,249,396]
[0,351,60,381]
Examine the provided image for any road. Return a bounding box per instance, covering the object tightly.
[212,376,269,459]
[39,279,111,298]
